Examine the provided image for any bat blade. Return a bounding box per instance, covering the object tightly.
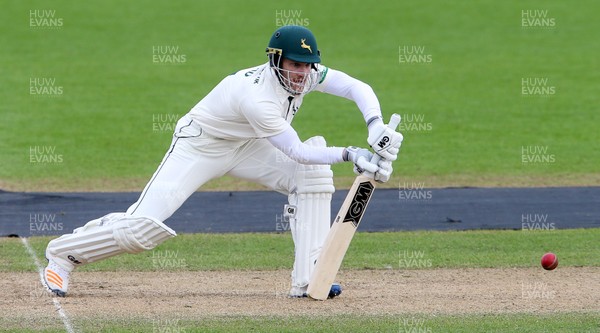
[307,175,377,300]
[307,113,400,300]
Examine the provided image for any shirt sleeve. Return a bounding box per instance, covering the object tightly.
[240,98,289,138]
[314,66,383,123]
[267,124,345,165]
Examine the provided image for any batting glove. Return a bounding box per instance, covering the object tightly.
[344,146,378,175]
[367,118,403,161]
[361,158,393,183]
[374,159,393,183]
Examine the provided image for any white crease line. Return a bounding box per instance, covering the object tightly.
[20,237,76,333]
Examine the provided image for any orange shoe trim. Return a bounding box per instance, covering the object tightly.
[46,276,63,289]
[46,270,63,287]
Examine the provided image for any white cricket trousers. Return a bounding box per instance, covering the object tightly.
[126,115,298,221]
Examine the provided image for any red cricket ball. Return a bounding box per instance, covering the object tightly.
[541,252,558,270]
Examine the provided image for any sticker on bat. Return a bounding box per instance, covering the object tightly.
[342,181,375,227]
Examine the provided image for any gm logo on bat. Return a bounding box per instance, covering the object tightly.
[343,181,375,227]
[377,136,390,148]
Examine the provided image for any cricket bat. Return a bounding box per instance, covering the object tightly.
[307,113,401,300]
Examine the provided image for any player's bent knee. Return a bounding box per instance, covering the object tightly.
[295,136,335,194]
[72,212,126,234]
[297,169,334,194]
[113,216,177,254]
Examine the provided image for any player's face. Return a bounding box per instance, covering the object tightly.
[281,58,311,92]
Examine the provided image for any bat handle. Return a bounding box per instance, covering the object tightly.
[370,113,401,164]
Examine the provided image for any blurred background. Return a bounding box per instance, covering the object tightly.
[1,0,598,192]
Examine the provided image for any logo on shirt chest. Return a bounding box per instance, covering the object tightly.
[284,98,300,121]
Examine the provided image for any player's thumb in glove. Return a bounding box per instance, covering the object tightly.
[367,121,404,161]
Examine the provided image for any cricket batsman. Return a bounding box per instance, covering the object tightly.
[43,25,403,298]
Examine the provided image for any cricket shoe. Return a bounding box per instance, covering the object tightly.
[328,283,342,298]
[289,285,307,298]
[43,259,70,297]
[289,283,343,299]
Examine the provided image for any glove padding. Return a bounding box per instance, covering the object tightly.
[363,159,393,183]
[367,120,403,161]
[344,146,378,174]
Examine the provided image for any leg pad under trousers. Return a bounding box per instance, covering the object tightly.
[46,213,176,271]
[287,136,335,289]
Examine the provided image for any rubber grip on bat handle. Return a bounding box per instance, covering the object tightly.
[370,113,401,164]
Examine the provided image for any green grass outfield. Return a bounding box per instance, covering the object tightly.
[2,0,599,332]
[4,229,600,272]
[1,229,600,331]
[1,0,599,191]
[3,313,596,333]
